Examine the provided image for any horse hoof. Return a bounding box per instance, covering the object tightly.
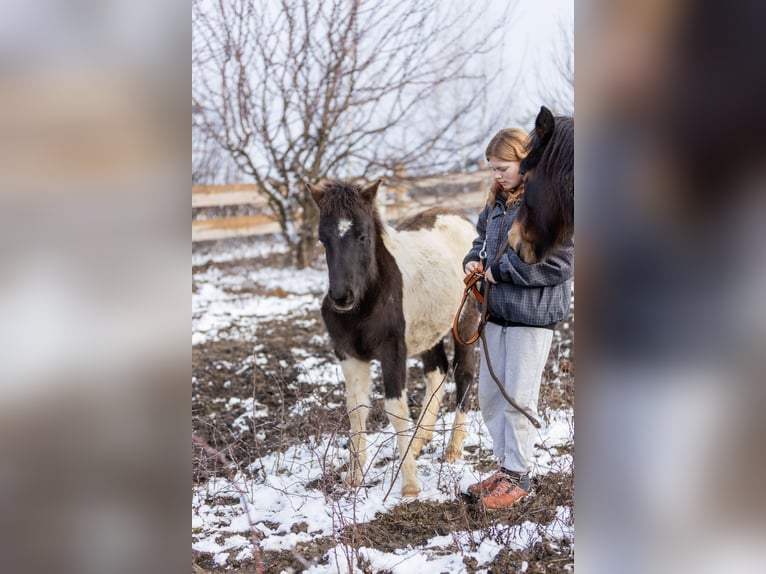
[443,448,462,463]
[401,484,420,498]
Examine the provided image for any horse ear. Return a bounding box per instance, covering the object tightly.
[535,106,555,140]
[360,178,382,204]
[307,183,324,205]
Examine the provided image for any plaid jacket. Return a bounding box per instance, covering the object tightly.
[462,197,574,327]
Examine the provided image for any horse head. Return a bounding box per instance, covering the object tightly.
[509,106,574,263]
[309,179,382,312]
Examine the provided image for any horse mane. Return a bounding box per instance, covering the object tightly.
[528,115,574,239]
[527,116,574,192]
[314,180,385,234]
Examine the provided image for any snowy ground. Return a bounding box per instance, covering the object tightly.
[192,236,574,573]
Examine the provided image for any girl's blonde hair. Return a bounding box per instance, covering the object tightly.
[485,128,529,208]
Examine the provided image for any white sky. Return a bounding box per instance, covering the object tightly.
[493,0,574,124]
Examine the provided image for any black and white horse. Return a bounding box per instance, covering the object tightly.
[309,179,479,497]
[509,105,574,263]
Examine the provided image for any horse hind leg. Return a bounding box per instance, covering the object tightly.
[411,341,449,458]
[445,303,480,462]
[341,357,371,487]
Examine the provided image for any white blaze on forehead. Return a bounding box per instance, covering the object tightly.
[337,218,353,237]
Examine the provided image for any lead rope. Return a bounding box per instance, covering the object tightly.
[453,237,542,429]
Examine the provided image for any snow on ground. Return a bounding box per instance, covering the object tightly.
[193,404,573,572]
[192,245,574,572]
[192,261,327,345]
[192,239,289,267]
[312,504,572,574]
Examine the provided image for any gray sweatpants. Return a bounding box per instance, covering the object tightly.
[478,323,553,473]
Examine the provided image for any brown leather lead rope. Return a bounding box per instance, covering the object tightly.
[453,235,510,346]
[453,238,542,429]
[452,269,486,345]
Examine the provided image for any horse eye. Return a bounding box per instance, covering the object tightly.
[359,234,368,242]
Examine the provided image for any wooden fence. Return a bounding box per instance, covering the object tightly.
[192,172,489,242]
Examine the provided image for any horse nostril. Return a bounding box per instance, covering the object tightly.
[331,290,353,307]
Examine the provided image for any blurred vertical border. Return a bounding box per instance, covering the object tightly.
[576,0,766,572]
[0,1,189,573]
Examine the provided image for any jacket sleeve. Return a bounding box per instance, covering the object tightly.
[462,205,489,269]
[490,237,574,287]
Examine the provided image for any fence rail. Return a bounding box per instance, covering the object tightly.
[192,184,271,208]
[192,172,489,242]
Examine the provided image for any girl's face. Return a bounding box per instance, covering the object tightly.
[487,157,523,191]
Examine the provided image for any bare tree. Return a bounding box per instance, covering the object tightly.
[192,0,509,267]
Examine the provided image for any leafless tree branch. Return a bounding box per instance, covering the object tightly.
[533,16,574,117]
[193,0,515,266]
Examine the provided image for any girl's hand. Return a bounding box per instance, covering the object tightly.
[484,266,497,284]
[464,261,482,275]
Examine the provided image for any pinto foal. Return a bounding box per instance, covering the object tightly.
[310,179,479,497]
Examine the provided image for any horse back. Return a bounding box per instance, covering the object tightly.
[384,209,475,356]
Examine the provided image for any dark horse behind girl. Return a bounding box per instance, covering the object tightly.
[309,179,479,497]
[508,106,574,263]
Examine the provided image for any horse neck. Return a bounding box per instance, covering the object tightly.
[377,222,401,266]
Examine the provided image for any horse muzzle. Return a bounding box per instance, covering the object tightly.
[329,289,355,312]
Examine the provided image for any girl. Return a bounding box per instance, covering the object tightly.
[463,128,573,510]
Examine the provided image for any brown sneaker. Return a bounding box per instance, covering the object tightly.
[467,471,504,497]
[480,475,529,510]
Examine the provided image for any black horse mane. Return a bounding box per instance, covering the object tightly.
[527,115,574,200]
[314,180,384,232]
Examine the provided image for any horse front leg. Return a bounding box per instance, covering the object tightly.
[341,357,371,488]
[381,340,420,497]
[411,342,449,458]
